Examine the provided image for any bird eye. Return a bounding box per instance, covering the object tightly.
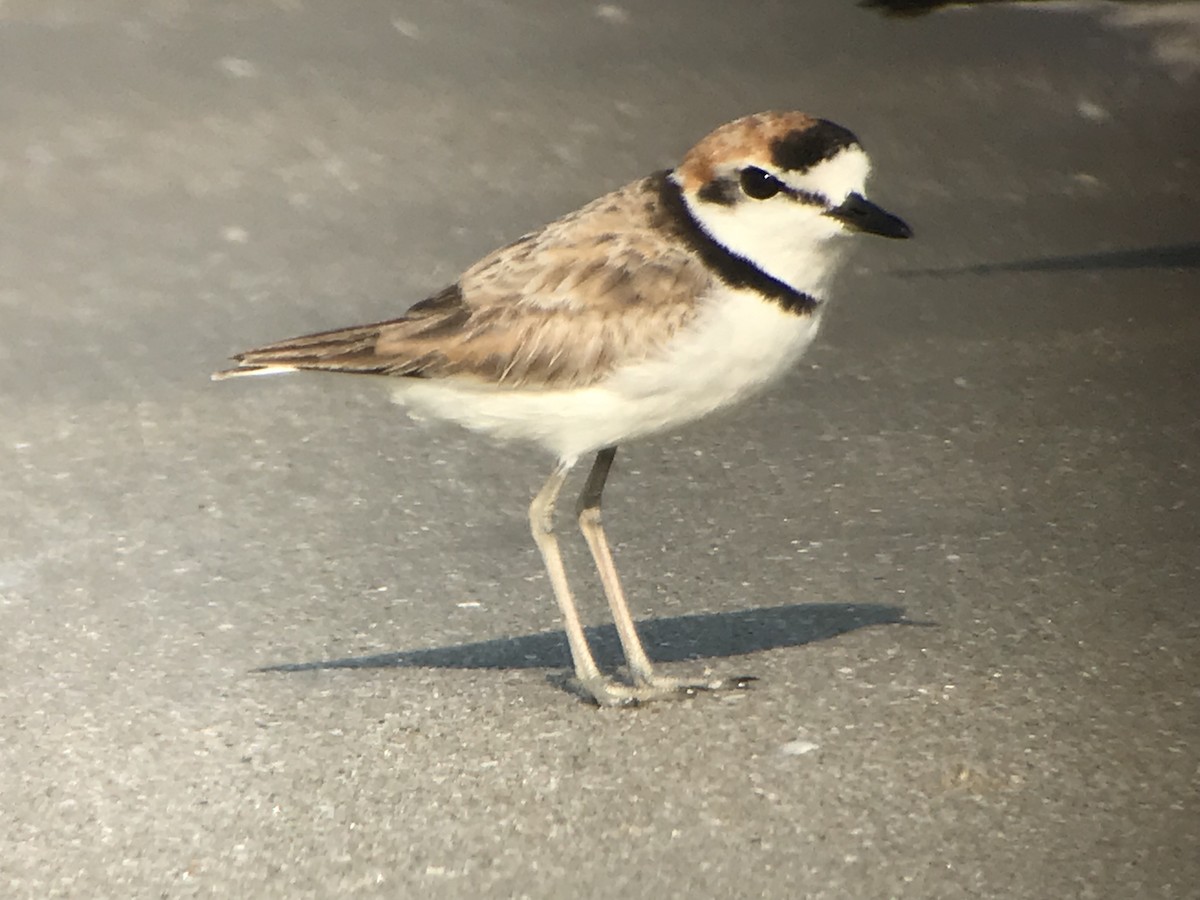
[739,167,783,200]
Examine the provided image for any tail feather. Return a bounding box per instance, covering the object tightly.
[210,363,298,381]
[213,322,406,380]
[213,284,469,382]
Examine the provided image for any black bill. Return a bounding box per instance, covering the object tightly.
[828,192,912,239]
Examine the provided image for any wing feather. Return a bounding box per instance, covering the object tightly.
[215,174,713,388]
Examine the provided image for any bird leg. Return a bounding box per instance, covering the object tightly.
[575,446,741,702]
[529,459,604,687]
[530,451,749,706]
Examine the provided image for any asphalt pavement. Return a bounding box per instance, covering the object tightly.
[2,1,1198,897]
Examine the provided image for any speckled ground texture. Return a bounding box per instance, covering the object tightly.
[2,1,1198,897]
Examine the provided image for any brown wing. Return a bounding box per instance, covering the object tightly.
[215,175,713,389]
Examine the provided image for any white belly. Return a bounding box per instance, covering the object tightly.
[392,288,822,462]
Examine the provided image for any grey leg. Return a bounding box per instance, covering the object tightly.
[529,459,603,685]
[575,447,656,681]
[576,447,738,700]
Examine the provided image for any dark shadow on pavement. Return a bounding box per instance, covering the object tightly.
[896,241,1200,278]
[861,0,1008,18]
[256,602,924,674]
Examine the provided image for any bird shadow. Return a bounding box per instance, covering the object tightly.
[256,601,927,675]
[895,241,1200,278]
[860,0,1008,18]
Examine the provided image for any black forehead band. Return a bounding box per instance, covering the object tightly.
[770,120,860,173]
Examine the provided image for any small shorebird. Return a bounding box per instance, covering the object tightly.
[215,111,911,706]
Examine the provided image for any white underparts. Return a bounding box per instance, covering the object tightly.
[389,285,822,460]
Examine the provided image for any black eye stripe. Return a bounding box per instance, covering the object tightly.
[697,168,835,210]
[793,188,830,208]
[739,167,832,209]
[697,177,739,206]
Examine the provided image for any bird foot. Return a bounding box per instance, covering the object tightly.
[573,672,757,708]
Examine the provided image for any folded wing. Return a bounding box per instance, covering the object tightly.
[214,176,712,390]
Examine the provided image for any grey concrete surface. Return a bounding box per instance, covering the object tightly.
[2,1,1198,897]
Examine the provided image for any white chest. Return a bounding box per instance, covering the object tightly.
[609,286,821,406]
[393,288,822,462]
[580,287,820,447]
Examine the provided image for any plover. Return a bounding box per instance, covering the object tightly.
[214,111,911,706]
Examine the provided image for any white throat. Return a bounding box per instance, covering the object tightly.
[677,147,871,298]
